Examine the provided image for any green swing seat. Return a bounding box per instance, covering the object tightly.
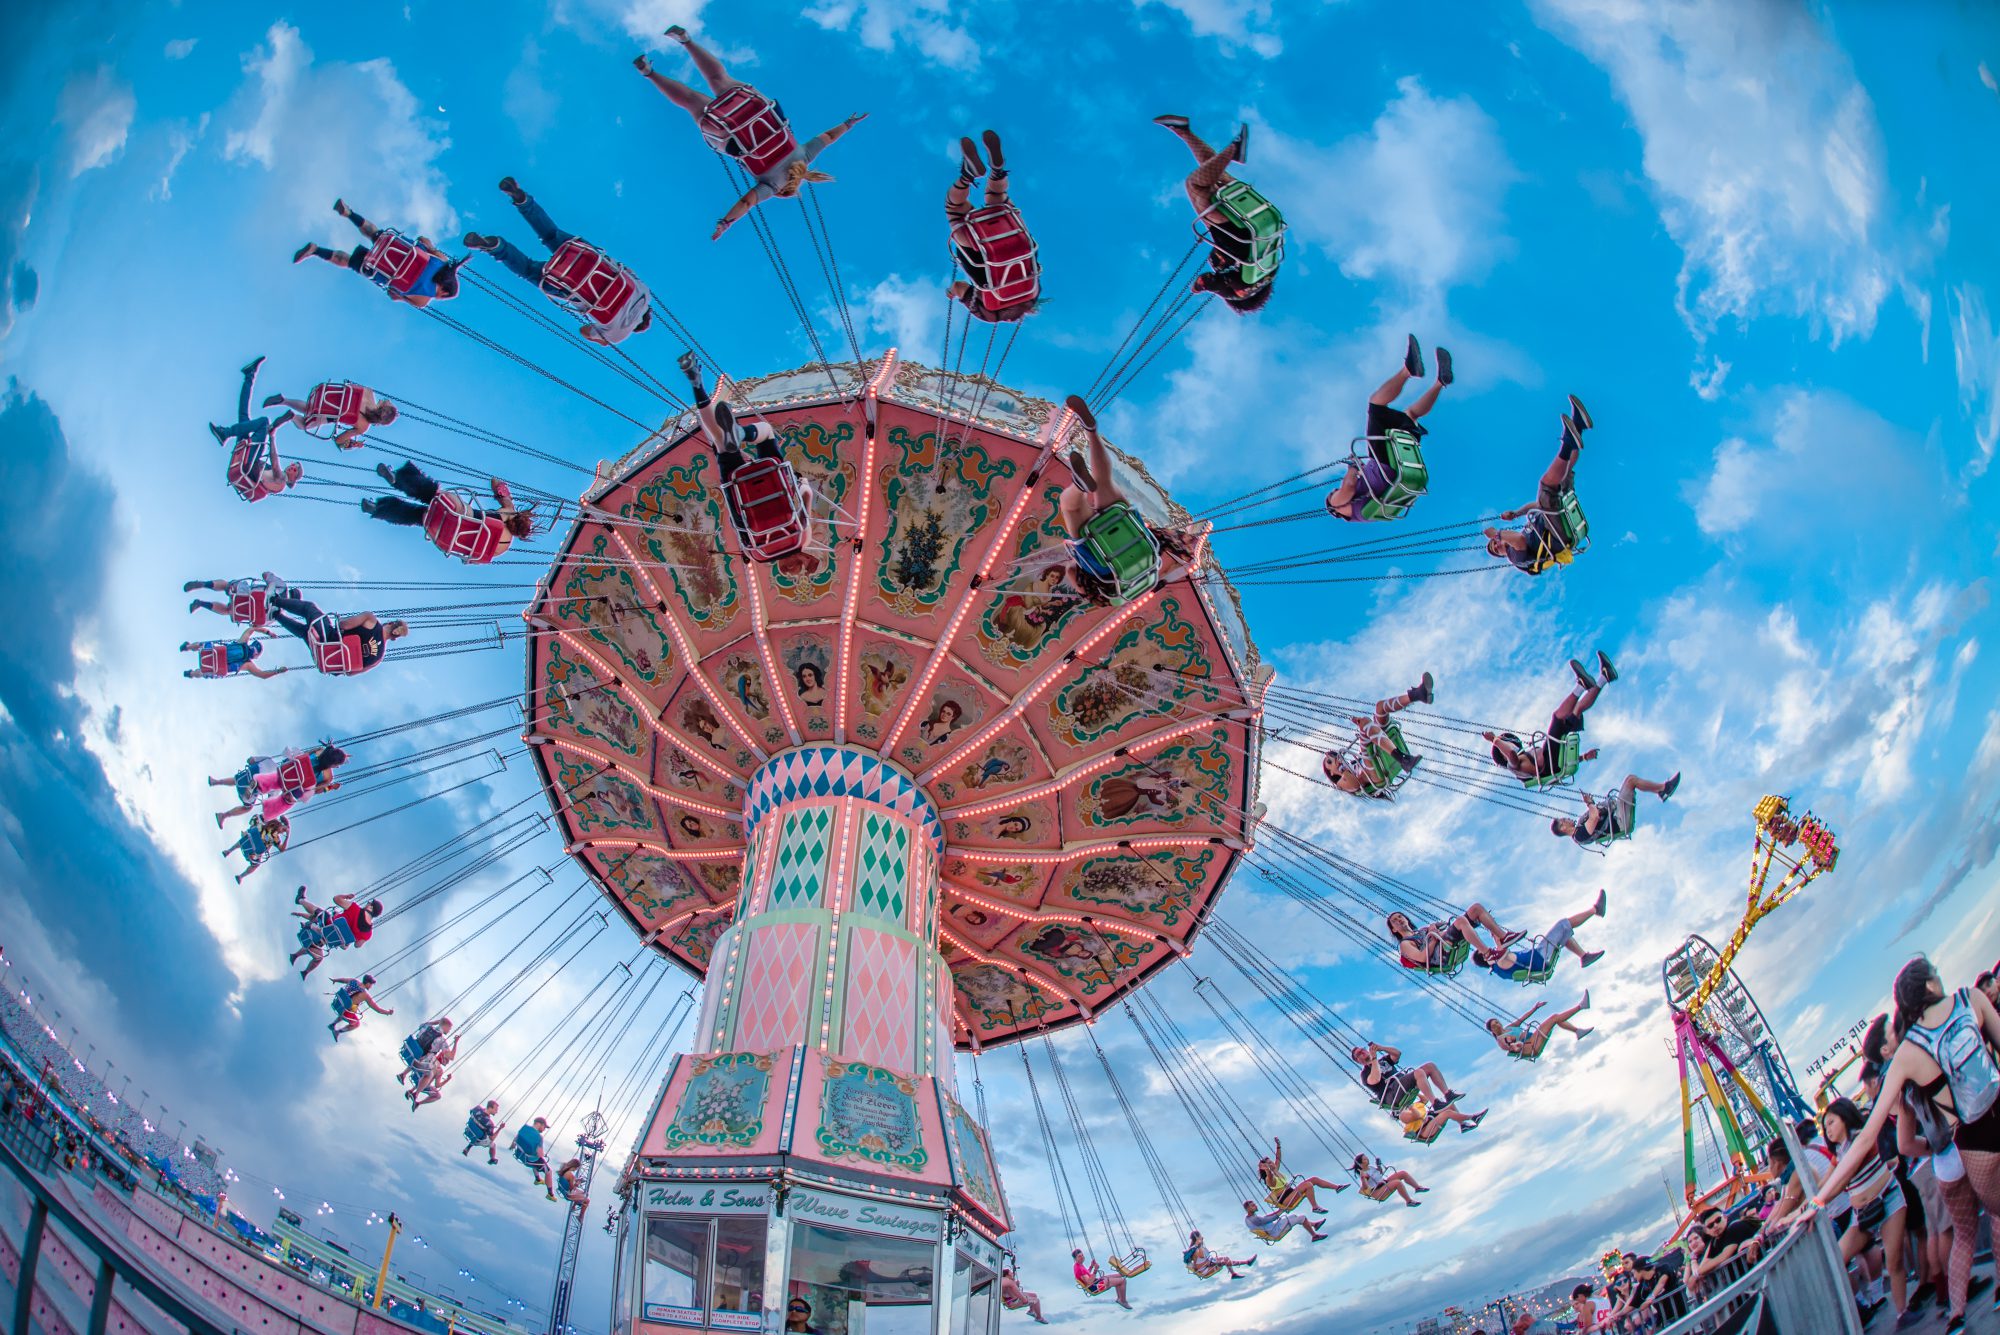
[1198,179,1287,288]
[1355,720,1419,799]
[1353,428,1430,522]
[1410,937,1472,978]
[1526,486,1592,571]
[1075,501,1161,604]
[1520,730,1583,792]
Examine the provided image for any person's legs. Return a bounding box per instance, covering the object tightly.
[269,609,312,641]
[1157,118,1220,163]
[1413,1063,1450,1102]
[671,28,739,93]
[1941,1176,1976,1317]
[367,497,429,527]
[512,194,575,255]
[486,236,549,286]
[946,175,973,223]
[389,461,442,504]
[1539,416,1582,499]
[1460,902,1516,949]
[1184,135,1241,207]
[337,202,380,241]
[1882,1208,1909,1313]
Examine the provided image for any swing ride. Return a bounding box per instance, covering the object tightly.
[122,14,1749,1329]
[1664,795,1839,1209]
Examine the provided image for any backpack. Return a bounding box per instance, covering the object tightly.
[1905,989,2000,1126]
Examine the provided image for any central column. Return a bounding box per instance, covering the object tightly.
[693,745,954,1088]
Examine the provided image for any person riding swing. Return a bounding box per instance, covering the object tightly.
[946,131,1039,323]
[1324,335,1453,522]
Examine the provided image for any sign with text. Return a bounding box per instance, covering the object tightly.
[788,1186,943,1242]
[643,1182,773,1216]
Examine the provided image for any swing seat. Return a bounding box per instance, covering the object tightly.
[949,203,1041,311]
[226,439,279,502]
[512,1143,544,1172]
[1506,1046,1544,1063]
[1524,487,1590,572]
[1350,429,1429,522]
[228,585,271,627]
[1520,730,1584,792]
[360,231,432,294]
[1185,1260,1222,1280]
[1195,179,1287,288]
[1074,502,1161,604]
[1343,720,1418,800]
[1405,937,1472,978]
[301,382,365,443]
[1248,1222,1297,1245]
[297,911,358,953]
[463,1117,493,1145]
[423,489,506,565]
[1108,1249,1149,1278]
[195,642,232,678]
[1402,1120,1445,1145]
[539,240,639,326]
[697,85,795,176]
[399,1036,430,1068]
[306,614,365,676]
[723,457,811,561]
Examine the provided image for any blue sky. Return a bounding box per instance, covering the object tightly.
[2,1,1999,1332]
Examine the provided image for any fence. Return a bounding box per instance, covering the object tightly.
[1654,1219,1861,1335]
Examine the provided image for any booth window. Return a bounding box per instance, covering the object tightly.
[786,1222,936,1334]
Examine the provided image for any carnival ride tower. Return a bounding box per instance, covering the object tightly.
[521,355,1265,1335]
[1663,796,1838,1209]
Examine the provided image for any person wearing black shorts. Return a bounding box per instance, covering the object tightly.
[1485,398,1594,574]
[1486,650,1617,783]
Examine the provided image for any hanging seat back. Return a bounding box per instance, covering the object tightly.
[195,642,232,678]
[307,614,366,676]
[226,439,278,502]
[1400,936,1472,978]
[949,203,1041,311]
[360,231,432,294]
[1108,1249,1149,1278]
[423,489,507,564]
[697,85,796,177]
[302,382,365,441]
[277,751,317,797]
[1248,1220,1296,1244]
[228,584,270,627]
[1350,429,1429,522]
[297,910,358,953]
[1520,729,1584,792]
[1074,502,1161,604]
[539,239,639,326]
[1339,719,1418,799]
[1195,179,1286,288]
[723,457,811,561]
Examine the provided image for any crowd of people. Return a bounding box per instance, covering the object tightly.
[1542,955,2000,1335]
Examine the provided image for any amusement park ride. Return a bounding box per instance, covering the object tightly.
[520,353,1264,1333]
[1662,795,1840,1217]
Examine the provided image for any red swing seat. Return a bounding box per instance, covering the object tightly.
[302,382,366,443]
[360,231,432,293]
[228,584,271,627]
[723,457,810,561]
[539,240,639,326]
[195,643,232,678]
[422,489,507,565]
[276,751,317,798]
[307,614,368,676]
[697,85,796,177]
[950,204,1041,311]
[226,440,280,502]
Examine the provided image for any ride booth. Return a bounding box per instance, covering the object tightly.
[610,749,1013,1335]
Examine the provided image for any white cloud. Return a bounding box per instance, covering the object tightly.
[1949,284,2000,477]
[1688,387,1933,542]
[153,115,209,202]
[222,22,456,239]
[1134,0,1282,58]
[164,37,198,60]
[1530,0,1894,344]
[1688,353,1729,401]
[57,67,137,178]
[859,272,941,361]
[1261,77,1516,295]
[613,0,716,41]
[1981,61,1998,96]
[504,39,559,145]
[803,0,979,70]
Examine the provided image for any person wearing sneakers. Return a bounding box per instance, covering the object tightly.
[464,1101,504,1164]
[1055,393,1167,600]
[634,26,866,240]
[1321,671,1436,798]
[1386,903,1524,971]
[1397,1097,1485,1140]
[1484,395,1595,574]
[463,178,654,344]
[328,974,392,1040]
[1070,1249,1134,1307]
[998,1269,1048,1323]
[1325,334,1453,521]
[294,200,460,306]
[1487,651,1617,786]
[1351,1042,1482,1129]
[211,356,305,502]
[1184,1229,1256,1279]
[1475,890,1610,982]
[1243,1198,1328,1243]
[262,383,397,449]
[1256,1137,1348,1214]
[1154,116,1275,312]
[1552,772,1681,847]
[947,130,1039,323]
[679,351,821,575]
[287,888,381,980]
[362,461,534,555]
[1351,1154,1427,1207]
[180,630,286,681]
[1487,993,1595,1058]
